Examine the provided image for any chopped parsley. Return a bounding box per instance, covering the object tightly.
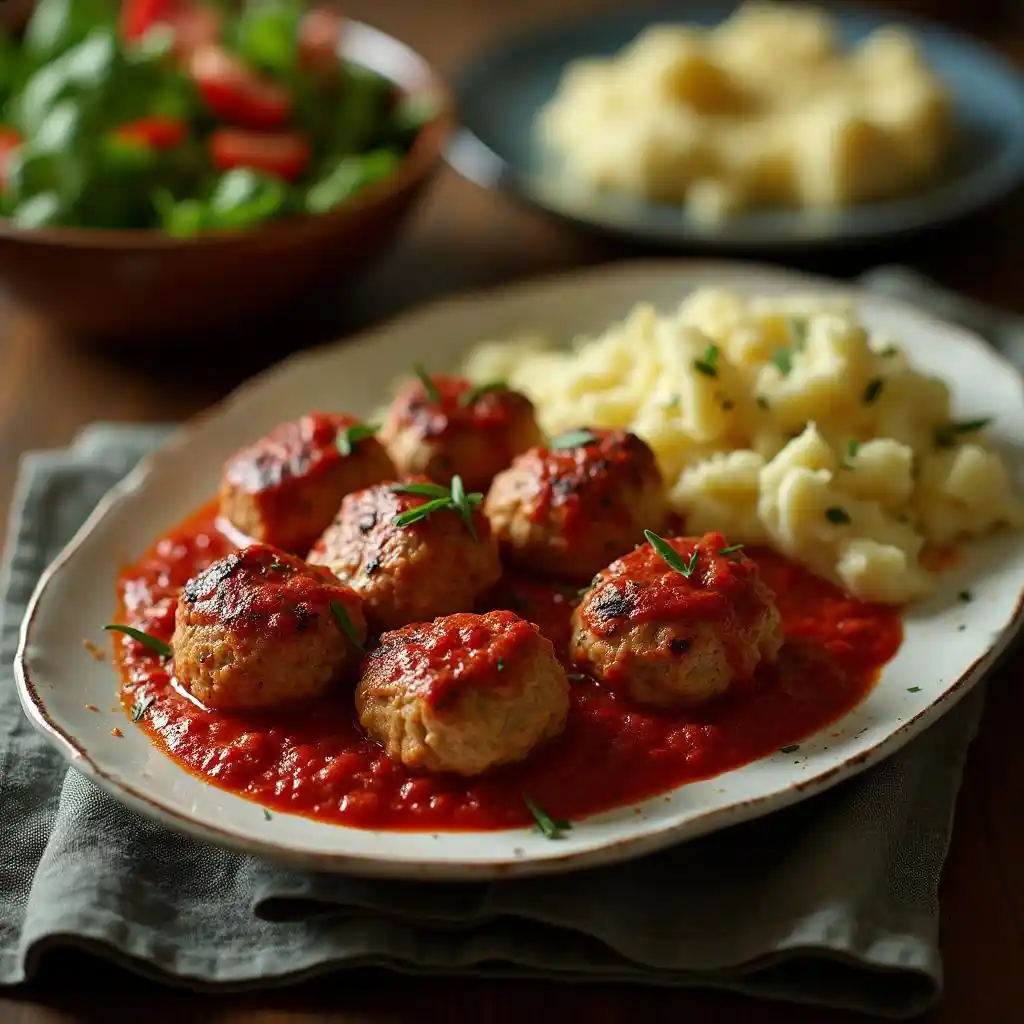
[645,530,699,578]
[756,395,770,410]
[718,544,745,556]
[460,380,507,406]
[497,658,505,673]
[392,475,484,539]
[907,687,922,693]
[336,421,379,457]
[330,600,364,651]
[862,378,884,405]
[780,744,800,754]
[131,694,155,723]
[825,506,851,525]
[263,809,273,821]
[104,624,172,658]
[413,363,441,403]
[841,438,860,469]
[693,344,719,378]
[266,562,290,573]
[934,418,992,448]
[958,589,973,603]
[771,347,793,376]
[548,428,598,450]
[524,793,571,840]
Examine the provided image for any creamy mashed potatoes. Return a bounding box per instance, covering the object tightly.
[462,288,1023,604]
[536,1,951,222]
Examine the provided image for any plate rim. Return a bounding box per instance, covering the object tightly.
[14,258,1024,878]
[447,0,1024,249]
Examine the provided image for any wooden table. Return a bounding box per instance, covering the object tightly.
[2,1,1022,1020]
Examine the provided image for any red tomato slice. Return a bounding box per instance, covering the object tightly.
[209,129,310,181]
[115,116,188,150]
[120,0,179,42]
[189,46,292,131]
[299,8,345,78]
[0,127,22,190]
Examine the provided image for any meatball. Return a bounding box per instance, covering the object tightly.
[172,544,367,710]
[308,476,502,632]
[356,610,569,775]
[380,373,541,492]
[570,532,782,708]
[219,412,395,555]
[485,427,666,581]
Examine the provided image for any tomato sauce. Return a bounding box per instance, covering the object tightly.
[111,501,902,831]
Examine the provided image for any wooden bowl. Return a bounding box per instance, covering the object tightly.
[0,19,453,341]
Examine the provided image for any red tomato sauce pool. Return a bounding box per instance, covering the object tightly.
[112,501,902,831]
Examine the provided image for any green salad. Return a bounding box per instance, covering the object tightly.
[0,0,433,233]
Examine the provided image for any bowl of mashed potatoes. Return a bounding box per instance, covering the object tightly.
[450,0,1024,247]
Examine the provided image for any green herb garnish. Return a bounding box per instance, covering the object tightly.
[718,544,745,556]
[756,395,769,410]
[131,694,155,723]
[780,744,800,754]
[497,658,505,673]
[524,793,571,840]
[934,418,992,448]
[825,507,851,525]
[337,422,379,457]
[413,363,441,404]
[840,438,860,469]
[104,625,172,658]
[789,316,808,346]
[548,428,598,450]
[863,378,884,405]
[263,809,273,821]
[693,344,719,378]
[907,687,922,693]
[330,600,364,651]
[771,348,793,376]
[880,345,898,358]
[393,475,484,538]
[645,530,699,578]
[460,381,507,406]
[958,589,973,603]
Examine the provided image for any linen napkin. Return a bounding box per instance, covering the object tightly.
[0,270,1018,1019]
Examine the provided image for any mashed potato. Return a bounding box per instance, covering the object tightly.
[462,288,1023,604]
[536,2,951,222]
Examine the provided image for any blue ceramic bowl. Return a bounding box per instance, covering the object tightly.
[449,1,1024,249]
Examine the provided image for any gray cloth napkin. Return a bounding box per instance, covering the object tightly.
[0,270,1019,1020]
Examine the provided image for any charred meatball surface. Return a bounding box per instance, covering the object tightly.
[485,427,666,581]
[570,532,782,708]
[220,412,395,554]
[357,610,569,775]
[308,477,502,633]
[172,543,367,710]
[380,374,541,493]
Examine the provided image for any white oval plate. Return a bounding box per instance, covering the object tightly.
[15,260,1024,880]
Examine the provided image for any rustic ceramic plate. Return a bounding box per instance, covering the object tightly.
[15,261,1024,879]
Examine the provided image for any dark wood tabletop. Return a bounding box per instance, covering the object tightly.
[2,1,1023,1021]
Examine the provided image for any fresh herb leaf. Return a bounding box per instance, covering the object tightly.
[393,497,451,527]
[934,418,992,448]
[497,658,505,673]
[131,694,155,723]
[645,530,699,578]
[549,428,598,450]
[524,793,571,839]
[718,544,745,556]
[337,422,379,457]
[840,438,860,469]
[862,378,884,405]
[263,808,273,821]
[789,316,808,347]
[330,600,364,651]
[907,686,922,693]
[771,347,793,376]
[267,563,290,573]
[756,395,769,410]
[413,363,441,404]
[825,507,851,525]
[958,589,973,603]
[780,743,800,754]
[450,474,478,541]
[391,482,451,499]
[693,344,719,378]
[104,624,171,658]
[460,380,507,406]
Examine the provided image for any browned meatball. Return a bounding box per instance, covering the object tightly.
[308,476,502,633]
[380,373,542,493]
[172,544,366,710]
[570,531,782,708]
[485,427,666,581]
[356,610,569,775]
[219,412,395,555]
